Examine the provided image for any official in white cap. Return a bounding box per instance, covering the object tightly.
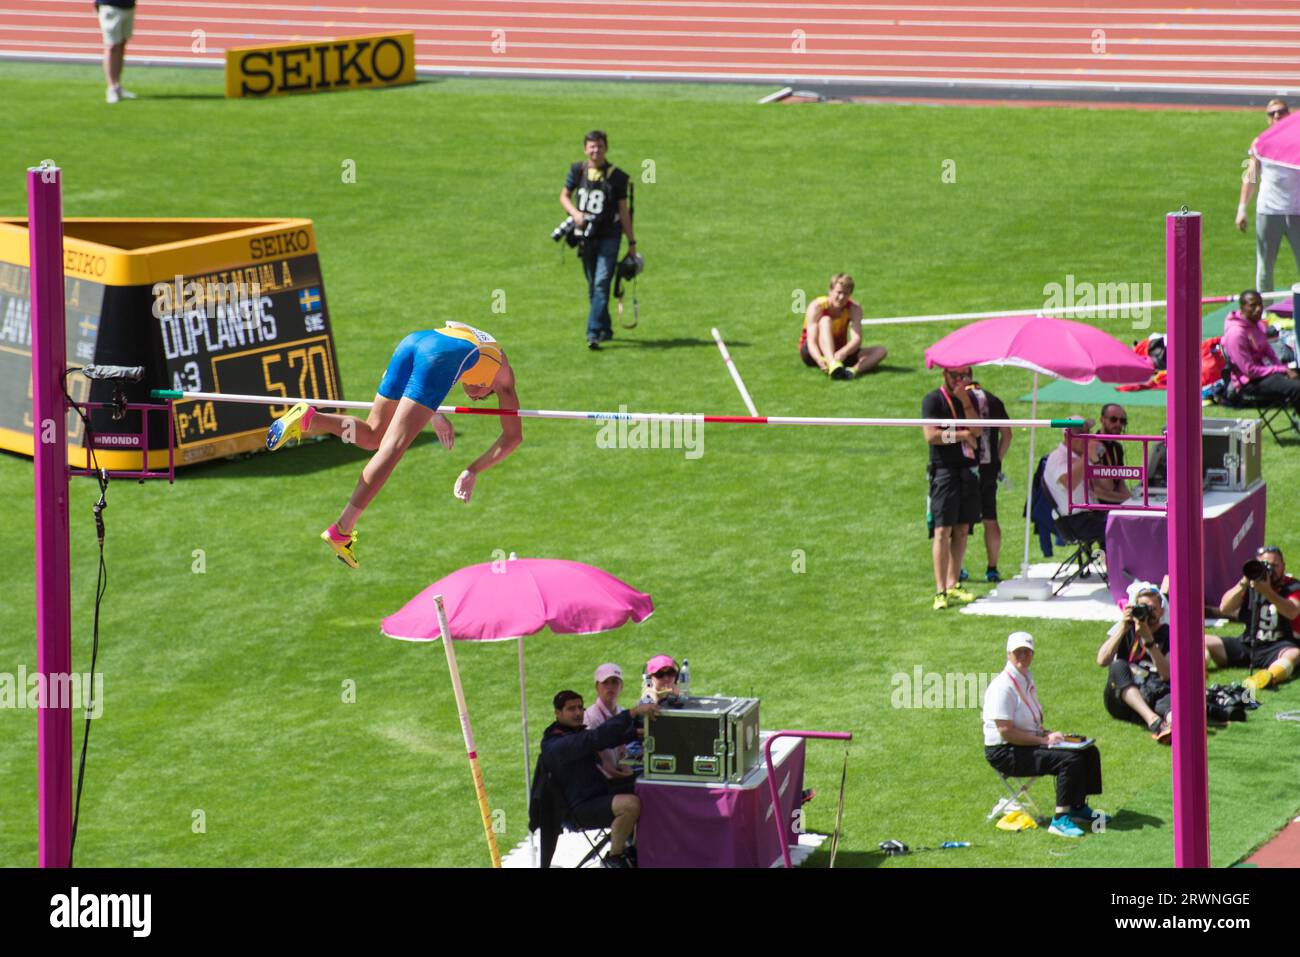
[982,632,1108,838]
[585,663,633,780]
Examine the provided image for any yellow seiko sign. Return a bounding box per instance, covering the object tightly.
[225,32,416,98]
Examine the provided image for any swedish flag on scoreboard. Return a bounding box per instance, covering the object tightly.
[299,287,321,312]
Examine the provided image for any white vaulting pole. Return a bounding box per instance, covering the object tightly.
[711,327,759,417]
[433,594,502,868]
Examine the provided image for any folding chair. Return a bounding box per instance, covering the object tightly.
[528,756,612,868]
[1215,347,1300,446]
[988,772,1046,826]
[1039,470,1107,595]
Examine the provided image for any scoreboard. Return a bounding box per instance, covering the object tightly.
[0,218,343,469]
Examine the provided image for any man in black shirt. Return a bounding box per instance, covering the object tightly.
[969,381,1011,582]
[559,130,637,350]
[921,366,983,610]
[1214,546,1300,692]
[1091,403,1131,505]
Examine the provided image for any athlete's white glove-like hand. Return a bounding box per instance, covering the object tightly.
[454,469,477,502]
[431,413,455,450]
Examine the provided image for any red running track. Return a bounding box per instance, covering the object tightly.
[0,0,1298,97]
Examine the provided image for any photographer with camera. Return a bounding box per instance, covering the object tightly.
[1214,546,1300,692]
[558,130,637,350]
[1096,582,1172,744]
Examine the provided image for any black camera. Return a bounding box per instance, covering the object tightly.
[1130,604,1153,623]
[1243,559,1268,582]
[550,216,593,247]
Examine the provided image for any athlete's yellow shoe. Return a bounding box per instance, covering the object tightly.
[947,585,977,604]
[266,402,313,451]
[933,591,949,611]
[321,525,358,569]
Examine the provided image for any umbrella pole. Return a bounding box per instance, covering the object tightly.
[433,594,502,868]
[1020,371,1040,577]
[518,636,536,866]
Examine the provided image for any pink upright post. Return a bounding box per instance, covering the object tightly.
[1166,210,1209,868]
[30,164,73,868]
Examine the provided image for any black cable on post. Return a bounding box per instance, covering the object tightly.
[62,371,109,867]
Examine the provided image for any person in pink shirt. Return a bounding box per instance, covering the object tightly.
[1222,290,1300,413]
[584,663,633,781]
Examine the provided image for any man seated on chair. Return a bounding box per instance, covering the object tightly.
[1043,419,1108,550]
[1091,404,1131,505]
[982,632,1107,839]
[1213,545,1300,693]
[1096,582,1172,744]
[584,663,635,781]
[1222,290,1300,414]
[541,690,659,867]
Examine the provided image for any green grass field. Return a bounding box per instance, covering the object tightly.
[2,61,1298,868]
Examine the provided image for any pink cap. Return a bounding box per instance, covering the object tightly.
[594,662,622,683]
[646,654,677,675]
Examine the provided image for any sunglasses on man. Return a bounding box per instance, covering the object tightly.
[1268,109,1289,119]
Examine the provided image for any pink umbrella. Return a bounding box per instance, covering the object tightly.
[924,316,1154,597]
[924,315,1153,384]
[382,557,654,642]
[382,557,653,864]
[1251,109,1300,170]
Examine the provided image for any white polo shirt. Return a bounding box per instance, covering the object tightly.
[1043,441,1085,515]
[1255,156,1300,216]
[982,663,1044,747]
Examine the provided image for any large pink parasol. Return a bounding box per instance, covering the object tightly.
[924,315,1152,597]
[1252,109,1300,170]
[382,556,653,864]
[381,557,654,642]
[924,315,1153,384]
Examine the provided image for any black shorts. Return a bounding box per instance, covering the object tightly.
[800,341,859,368]
[566,794,616,830]
[979,462,1000,521]
[930,466,982,529]
[1219,637,1299,671]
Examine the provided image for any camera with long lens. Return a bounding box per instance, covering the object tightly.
[550,215,594,247]
[1243,559,1268,582]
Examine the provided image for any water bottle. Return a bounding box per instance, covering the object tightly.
[940,841,970,849]
[678,659,691,699]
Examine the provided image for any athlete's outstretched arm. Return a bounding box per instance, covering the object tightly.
[454,358,522,502]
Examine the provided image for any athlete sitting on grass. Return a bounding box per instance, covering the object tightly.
[265,322,521,568]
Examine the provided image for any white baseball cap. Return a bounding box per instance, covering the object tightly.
[594,663,623,683]
[1006,632,1035,653]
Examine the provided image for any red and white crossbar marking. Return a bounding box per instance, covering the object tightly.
[152,389,1080,428]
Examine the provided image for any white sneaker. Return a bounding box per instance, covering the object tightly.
[106,87,120,104]
[117,88,137,100]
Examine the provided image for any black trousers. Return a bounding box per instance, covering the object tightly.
[1103,660,1170,725]
[1241,372,1300,413]
[985,743,1103,810]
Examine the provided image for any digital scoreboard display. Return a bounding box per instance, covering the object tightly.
[0,218,343,470]
[155,252,341,462]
